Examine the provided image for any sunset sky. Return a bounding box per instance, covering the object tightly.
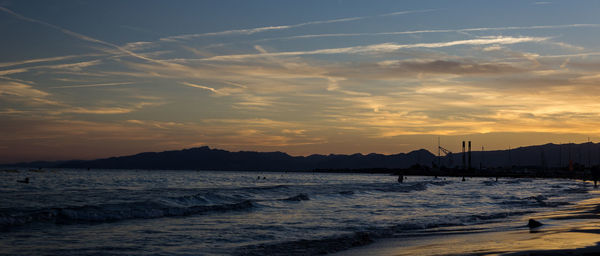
[2,0,600,163]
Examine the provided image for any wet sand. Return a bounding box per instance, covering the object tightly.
[335,190,600,256]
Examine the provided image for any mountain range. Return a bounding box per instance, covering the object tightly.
[5,142,600,171]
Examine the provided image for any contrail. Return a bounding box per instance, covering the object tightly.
[158,9,435,42]
[252,24,600,42]
[0,6,171,66]
[50,82,134,89]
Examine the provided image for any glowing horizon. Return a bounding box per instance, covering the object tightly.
[2,1,600,163]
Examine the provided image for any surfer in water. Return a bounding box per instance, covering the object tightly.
[17,177,29,184]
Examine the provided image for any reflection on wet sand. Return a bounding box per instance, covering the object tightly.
[338,221,600,255]
[338,189,600,256]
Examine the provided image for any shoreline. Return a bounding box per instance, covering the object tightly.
[4,166,598,181]
[334,189,600,256]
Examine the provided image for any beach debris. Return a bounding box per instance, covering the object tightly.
[527,219,543,228]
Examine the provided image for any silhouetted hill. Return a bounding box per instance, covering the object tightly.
[5,142,600,171]
[7,146,433,171]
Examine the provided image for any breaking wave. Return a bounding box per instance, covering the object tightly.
[0,197,254,229]
[0,180,450,230]
[235,209,535,256]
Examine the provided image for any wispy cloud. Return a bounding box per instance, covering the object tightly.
[0,81,64,107]
[181,82,221,94]
[159,17,366,42]
[0,6,173,66]
[379,9,436,17]
[0,6,113,49]
[158,9,434,42]
[54,101,163,115]
[62,107,137,115]
[375,59,523,75]
[0,59,102,81]
[39,60,102,71]
[252,23,600,44]
[0,54,85,69]
[180,81,246,97]
[202,36,548,61]
[0,68,28,76]
[50,82,134,89]
[0,81,49,98]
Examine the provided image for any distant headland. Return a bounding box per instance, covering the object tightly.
[4,143,600,177]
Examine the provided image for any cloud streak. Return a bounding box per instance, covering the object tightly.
[181,82,221,94]
[253,23,600,42]
[379,9,436,16]
[49,82,134,89]
[158,9,435,42]
[0,81,49,98]
[0,55,85,69]
[160,17,367,42]
[0,6,174,66]
[201,36,548,61]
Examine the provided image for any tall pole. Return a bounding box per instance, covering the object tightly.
[438,136,441,168]
[468,141,472,171]
[462,141,466,170]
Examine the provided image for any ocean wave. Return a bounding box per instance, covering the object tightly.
[505,178,534,184]
[562,186,588,194]
[235,231,373,256]
[242,185,291,192]
[483,180,498,186]
[466,210,535,222]
[234,209,532,256]
[282,194,310,201]
[235,222,455,256]
[374,182,429,193]
[0,199,254,230]
[499,195,570,208]
[0,180,449,230]
[228,180,450,201]
[429,180,454,186]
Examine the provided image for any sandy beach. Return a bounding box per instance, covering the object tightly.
[336,189,600,256]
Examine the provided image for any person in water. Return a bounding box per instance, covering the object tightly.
[398,175,404,183]
[17,177,29,183]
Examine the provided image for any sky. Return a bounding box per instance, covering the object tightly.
[2,0,600,163]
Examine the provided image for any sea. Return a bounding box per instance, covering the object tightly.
[0,169,594,255]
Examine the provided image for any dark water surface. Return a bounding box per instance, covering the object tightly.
[0,169,593,255]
